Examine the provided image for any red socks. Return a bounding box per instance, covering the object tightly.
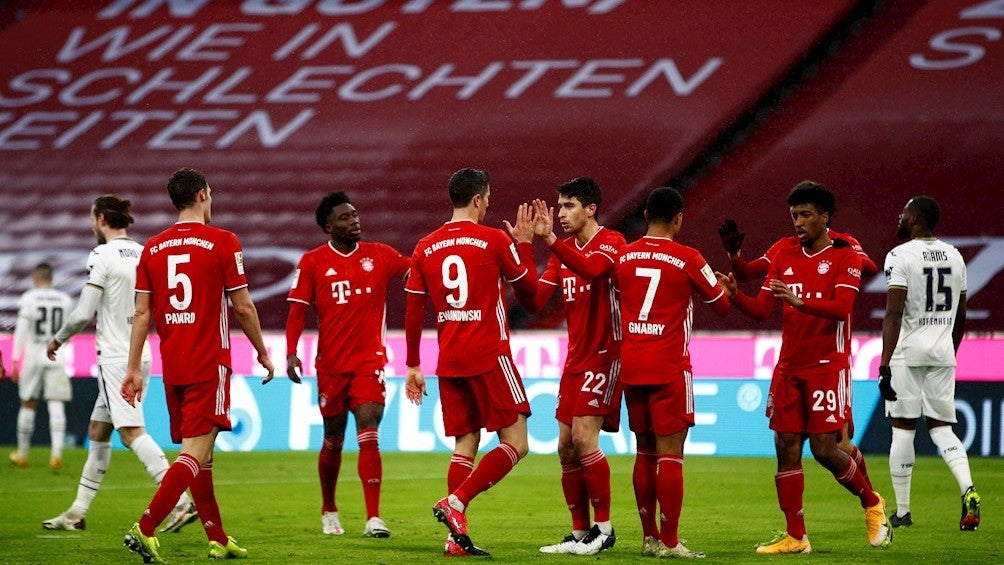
[357,428,382,519]
[453,443,520,506]
[656,455,683,548]
[319,436,343,513]
[775,467,806,540]
[139,453,199,537]
[561,462,590,532]
[448,453,475,493]
[633,450,658,538]
[189,459,227,544]
[835,456,879,508]
[580,450,612,524]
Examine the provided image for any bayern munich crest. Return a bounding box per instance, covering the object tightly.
[361,258,375,272]
[817,260,831,274]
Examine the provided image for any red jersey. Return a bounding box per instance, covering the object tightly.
[763,228,869,270]
[767,244,862,371]
[540,227,626,373]
[406,220,533,377]
[288,241,409,374]
[615,236,725,385]
[135,221,246,385]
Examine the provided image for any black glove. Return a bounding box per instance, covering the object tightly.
[718,219,745,255]
[878,365,897,401]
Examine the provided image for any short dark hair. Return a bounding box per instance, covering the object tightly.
[557,177,602,216]
[787,180,836,218]
[93,194,134,229]
[908,195,940,230]
[448,168,490,208]
[646,186,684,223]
[315,191,352,229]
[167,168,208,211]
[34,262,54,282]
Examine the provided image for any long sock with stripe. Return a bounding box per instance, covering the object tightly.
[453,442,521,507]
[138,453,199,537]
[189,459,227,545]
[68,440,111,518]
[656,455,684,548]
[633,450,658,539]
[561,461,591,532]
[357,427,382,519]
[319,437,342,513]
[776,467,806,540]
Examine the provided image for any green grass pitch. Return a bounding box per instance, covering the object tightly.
[1,449,1000,564]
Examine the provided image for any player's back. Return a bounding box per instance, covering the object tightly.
[409,220,522,377]
[616,236,716,382]
[17,287,73,366]
[886,238,965,367]
[90,237,151,363]
[138,221,245,384]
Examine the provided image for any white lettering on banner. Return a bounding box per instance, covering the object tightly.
[98,0,628,19]
[909,2,1002,70]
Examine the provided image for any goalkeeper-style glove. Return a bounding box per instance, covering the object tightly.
[878,365,897,401]
[718,219,745,255]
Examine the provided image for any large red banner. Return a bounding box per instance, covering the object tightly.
[2,1,861,330]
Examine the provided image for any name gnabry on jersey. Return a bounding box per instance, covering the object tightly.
[423,237,488,256]
[628,322,666,335]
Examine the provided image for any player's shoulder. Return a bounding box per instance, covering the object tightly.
[595,226,627,248]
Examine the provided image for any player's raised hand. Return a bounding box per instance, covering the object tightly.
[286,354,303,384]
[258,353,276,384]
[531,199,554,238]
[405,366,427,405]
[121,367,144,407]
[503,203,534,244]
[769,279,803,308]
[718,219,746,255]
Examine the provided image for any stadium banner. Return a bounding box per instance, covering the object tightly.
[2,331,1000,383]
[4,375,1000,458]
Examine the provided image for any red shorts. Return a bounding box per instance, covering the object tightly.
[439,355,531,437]
[767,364,848,435]
[624,369,694,436]
[842,366,855,440]
[164,367,232,444]
[317,369,386,419]
[556,359,623,432]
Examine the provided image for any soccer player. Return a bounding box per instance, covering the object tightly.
[717,181,891,553]
[42,195,197,533]
[9,262,73,469]
[718,196,876,483]
[615,187,728,559]
[286,191,410,537]
[877,196,980,531]
[516,178,625,556]
[403,168,539,557]
[120,168,275,563]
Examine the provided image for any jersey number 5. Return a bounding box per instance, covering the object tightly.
[168,254,193,310]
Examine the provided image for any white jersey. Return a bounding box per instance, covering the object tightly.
[884,238,967,367]
[86,237,152,363]
[13,287,73,368]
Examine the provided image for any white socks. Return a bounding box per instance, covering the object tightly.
[888,427,915,516]
[69,440,112,519]
[129,433,170,484]
[48,401,66,460]
[16,407,35,458]
[929,426,974,495]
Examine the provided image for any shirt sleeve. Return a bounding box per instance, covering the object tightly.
[222,231,249,292]
[135,245,153,294]
[885,248,907,289]
[287,254,314,304]
[688,252,725,304]
[404,248,427,295]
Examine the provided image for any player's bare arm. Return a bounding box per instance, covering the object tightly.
[121,291,152,406]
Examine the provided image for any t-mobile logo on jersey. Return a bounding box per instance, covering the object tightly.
[562,277,591,302]
[330,280,372,303]
[787,282,804,298]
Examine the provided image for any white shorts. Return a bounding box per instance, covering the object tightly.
[884,365,957,422]
[91,362,151,429]
[18,361,71,402]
